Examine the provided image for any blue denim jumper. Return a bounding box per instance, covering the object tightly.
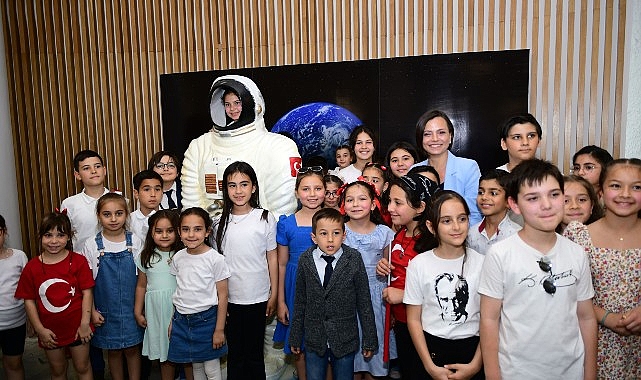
[91,231,144,349]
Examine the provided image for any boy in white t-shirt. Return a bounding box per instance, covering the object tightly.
[496,114,542,173]
[467,169,521,255]
[478,159,597,380]
[130,170,163,242]
[60,150,109,252]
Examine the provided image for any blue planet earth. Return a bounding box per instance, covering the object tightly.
[271,102,362,169]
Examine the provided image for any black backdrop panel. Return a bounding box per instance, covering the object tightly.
[160,50,529,173]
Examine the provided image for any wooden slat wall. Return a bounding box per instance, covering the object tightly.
[1,0,627,253]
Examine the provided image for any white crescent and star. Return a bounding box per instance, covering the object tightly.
[38,278,74,313]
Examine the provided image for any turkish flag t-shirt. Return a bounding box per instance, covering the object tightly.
[15,251,95,347]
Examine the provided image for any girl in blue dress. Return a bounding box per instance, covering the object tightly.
[342,181,396,379]
[275,166,326,380]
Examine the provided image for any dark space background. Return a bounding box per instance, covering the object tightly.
[160,49,529,173]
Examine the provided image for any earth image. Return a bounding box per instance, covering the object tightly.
[271,102,362,168]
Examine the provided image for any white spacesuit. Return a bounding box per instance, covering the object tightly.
[181,75,301,218]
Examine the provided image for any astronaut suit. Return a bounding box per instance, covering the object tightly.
[181,75,301,217]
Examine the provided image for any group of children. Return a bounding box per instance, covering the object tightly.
[0,108,640,380]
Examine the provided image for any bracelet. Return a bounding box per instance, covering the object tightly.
[600,311,611,326]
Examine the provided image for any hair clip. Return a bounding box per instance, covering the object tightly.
[110,189,123,195]
[335,182,350,198]
[54,208,68,215]
[364,162,387,171]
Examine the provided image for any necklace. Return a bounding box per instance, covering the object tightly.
[231,208,254,224]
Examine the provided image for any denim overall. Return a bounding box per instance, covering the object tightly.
[91,231,144,349]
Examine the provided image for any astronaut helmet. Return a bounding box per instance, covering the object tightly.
[209,75,265,131]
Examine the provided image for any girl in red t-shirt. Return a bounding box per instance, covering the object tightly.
[376,174,439,380]
[15,211,95,380]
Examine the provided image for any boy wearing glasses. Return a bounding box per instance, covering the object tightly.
[478,159,597,379]
[148,151,182,210]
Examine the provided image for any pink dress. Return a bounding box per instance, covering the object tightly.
[564,221,641,379]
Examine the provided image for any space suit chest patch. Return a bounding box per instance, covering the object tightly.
[290,157,302,177]
[205,174,217,194]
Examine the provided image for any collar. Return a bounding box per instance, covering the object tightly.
[314,246,343,262]
[133,209,156,220]
[80,188,109,204]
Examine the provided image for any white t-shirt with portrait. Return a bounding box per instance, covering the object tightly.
[404,248,484,340]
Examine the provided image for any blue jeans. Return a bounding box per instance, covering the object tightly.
[306,349,356,380]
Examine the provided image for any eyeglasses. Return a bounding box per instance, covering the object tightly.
[224,100,242,109]
[155,162,177,170]
[298,166,324,175]
[537,259,556,295]
[570,164,599,174]
[325,190,338,198]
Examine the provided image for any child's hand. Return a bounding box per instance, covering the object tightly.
[604,312,632,336]
[266,294,277,317]
[277,303,289,325]
[426,364,454,380]
[362,349,373,358]
[135,313,147,328]
[91,309,104,326]
[37,327,58,349]
[617,306,641,334]
[383,287,404,304]
[76,323,93,344]
[291,346,301,355]
[444,363,481,380]
[376,257,393,276]
[212,329,225,349]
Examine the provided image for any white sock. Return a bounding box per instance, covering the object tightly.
[192,359,221,380]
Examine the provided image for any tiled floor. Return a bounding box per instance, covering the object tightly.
[13,336,296,379]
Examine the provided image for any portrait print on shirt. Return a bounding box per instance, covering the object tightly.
[434,273,469,325]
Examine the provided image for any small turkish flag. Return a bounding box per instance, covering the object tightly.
[290,157,302,177]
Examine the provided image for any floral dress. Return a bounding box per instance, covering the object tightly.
[564,221,641,379]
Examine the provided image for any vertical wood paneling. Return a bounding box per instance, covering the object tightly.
[0,0,628,252]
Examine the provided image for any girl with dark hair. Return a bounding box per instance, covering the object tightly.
[564,159,641,378]
[16,211,94,380]
[386,141,419,178]
[275,167,326,380]
[339,126,377,183]
[134,210,182,380]
[404,191,485,379]
[341,181,396,379]
[168,207,230,380]
[557,175,603,233]
[212,161,277,379]
[376,174,440,379]
[572,145,614,194]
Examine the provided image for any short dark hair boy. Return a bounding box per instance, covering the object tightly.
[498,114,543,172]
[289,207,377,379]
[479,159,597,379]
